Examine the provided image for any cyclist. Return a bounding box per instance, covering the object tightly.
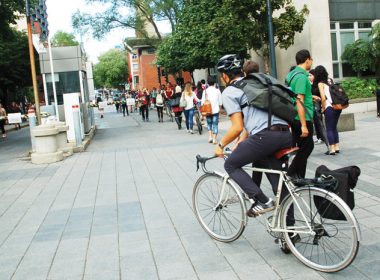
[214,54,293,218]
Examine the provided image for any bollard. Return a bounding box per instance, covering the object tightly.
[72,105,82,147]
[28,108,37,151]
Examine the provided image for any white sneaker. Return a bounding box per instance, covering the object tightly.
[190,130,194,134]
[314,139,323,144]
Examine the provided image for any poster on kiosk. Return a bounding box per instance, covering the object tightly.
[63,93,84,142]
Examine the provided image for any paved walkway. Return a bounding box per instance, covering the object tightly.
[0,107,379,280]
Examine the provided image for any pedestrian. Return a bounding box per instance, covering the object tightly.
[286,49,314,179]
[115,98,120,113]
[182,82,199,134]
[0,103,7,138]
[138,89,149,122]
[309,69,326,145]
[195,81,204,106]
[314,65,341,155]
[171,89,183,130]
[202,76,222,144]
[121,95,129,117]
[96,95,104,118]
[165,83,173,112]
[376,79,380,118]
[155,89,165,122]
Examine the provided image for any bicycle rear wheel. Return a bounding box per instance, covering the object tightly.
[193,173,247,242]
[280,186,360,272]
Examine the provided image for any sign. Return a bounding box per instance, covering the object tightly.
[126,98,135,106]
[7,113,22,124]
[98,101,107,109]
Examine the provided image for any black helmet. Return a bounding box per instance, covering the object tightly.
[216,54,242,73]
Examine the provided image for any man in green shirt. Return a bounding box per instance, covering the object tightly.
[286,49,314,178]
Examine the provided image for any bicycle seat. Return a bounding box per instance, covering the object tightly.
[274,147,299,161]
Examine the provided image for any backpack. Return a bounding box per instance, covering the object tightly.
[156,93,164,105]
[328,79,349,110]
[232,73,298,125]
[314,165,360,220]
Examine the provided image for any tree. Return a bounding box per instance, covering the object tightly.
[93,49,129,88]
[157,0,308,75]
[342,22,380,76]
[0,28,34,106]
[51,31,79,47]
[72,0,184,40]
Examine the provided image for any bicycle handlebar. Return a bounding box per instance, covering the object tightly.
[196,148,233,173]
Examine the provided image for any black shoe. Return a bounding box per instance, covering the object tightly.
[325,151,336,155]
[335,150,340,154]
[280,233,301,254]
[246,198,274,217]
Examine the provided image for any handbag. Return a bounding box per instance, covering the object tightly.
[180,94,187,107]
[200,90,212,116]
[170,96,180,107]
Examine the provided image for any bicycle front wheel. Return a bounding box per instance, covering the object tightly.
[280,186,360,272]
[192,173,247,242]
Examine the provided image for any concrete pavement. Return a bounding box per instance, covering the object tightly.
[0,107,380,280]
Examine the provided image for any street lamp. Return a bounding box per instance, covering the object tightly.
[266,0,277,78]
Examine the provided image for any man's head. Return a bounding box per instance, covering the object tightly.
[242,60,259,76]
[216,54,243,85]
[295,49,313,71]
[207,75,216,86]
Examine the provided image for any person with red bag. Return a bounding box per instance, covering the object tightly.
[201,76,222,144]
[138,89,150,122]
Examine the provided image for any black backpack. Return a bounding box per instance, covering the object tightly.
[232,73,298,126]
[314,165,360,220]
[328,79,349,110]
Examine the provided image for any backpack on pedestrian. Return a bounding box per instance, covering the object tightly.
[232,72,298,125]
[328,79,349,110]
[156,93,164,105]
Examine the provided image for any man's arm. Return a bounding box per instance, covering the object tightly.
[215,112,244,156]
[296,94,309,137]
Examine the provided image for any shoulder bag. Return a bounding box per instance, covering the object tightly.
[200,90,212,116]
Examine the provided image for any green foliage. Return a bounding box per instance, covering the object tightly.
[93,49,129,88]
[341,78,378,99]
[342,40,374,73]
[342,22,380,76]
[157,0,308,73]
[125,37,161,48]
[72,0,183,40]
[51,31,79,47]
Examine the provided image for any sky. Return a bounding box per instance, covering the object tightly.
[45,0,170,63]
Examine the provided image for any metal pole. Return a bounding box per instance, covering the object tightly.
[266,0,277,78]
[72,105,82,147]
[47,35,59,120]
[28,108,37,151]
[26,0,41,124]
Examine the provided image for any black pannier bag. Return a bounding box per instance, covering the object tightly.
[314,165,361,220]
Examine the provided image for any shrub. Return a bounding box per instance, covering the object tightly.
[340,78,378,99]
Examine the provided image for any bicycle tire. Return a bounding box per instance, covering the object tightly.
[279,186,360,272]
[192,173,247,242]
[195,113,202,135]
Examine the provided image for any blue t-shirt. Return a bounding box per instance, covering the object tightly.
[222,80,288,136]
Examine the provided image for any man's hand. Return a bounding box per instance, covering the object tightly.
[214,145,224,157]
[301,125,309,137]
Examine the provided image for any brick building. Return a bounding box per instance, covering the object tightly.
[126,44,192,91]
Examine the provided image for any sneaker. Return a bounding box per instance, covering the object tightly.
[280,233,301,254]
[208,138,212,143]
[212,139,217,145]
[314,139,323,145]
[190,130,194,134]
[246,198,274,217]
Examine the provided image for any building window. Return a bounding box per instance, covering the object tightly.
[133,64,139,71]
[330,21,373,79]
[132,54,138,59]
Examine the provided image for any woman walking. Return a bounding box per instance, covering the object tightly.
[314,65,341,155]
[171,89,183,129]
[155,89,165,122]
[182,82,199,134]
[0,103,7,138]
[201,76,222,144]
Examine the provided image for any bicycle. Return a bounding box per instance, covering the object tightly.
[164,101,174,122]
[192,147,360,272]
[193,104,203,135]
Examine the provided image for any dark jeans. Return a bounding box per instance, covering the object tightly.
[141,105,149,120]
[324,107,341,145]
[288,120,314,178]
[122,104,129,116]
[174,112,182,129]
[0,119,5,134]
[157,106,163,120]
[224,130,292,200]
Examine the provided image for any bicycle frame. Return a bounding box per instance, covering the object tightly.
[215,165,317,236]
